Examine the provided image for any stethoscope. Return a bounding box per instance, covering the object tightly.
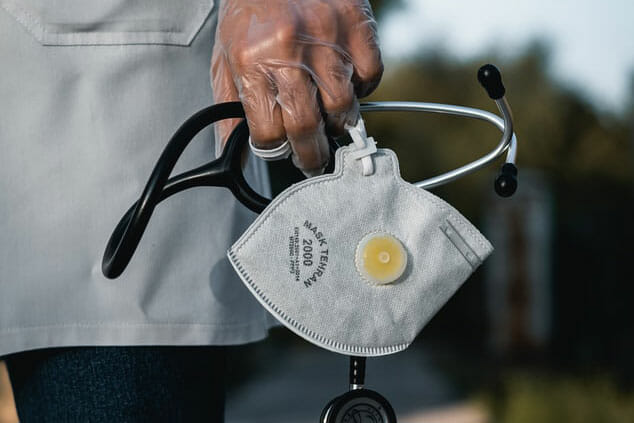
[102,64,518,423]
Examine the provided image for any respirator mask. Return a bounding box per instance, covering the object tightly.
[103,64,519,423]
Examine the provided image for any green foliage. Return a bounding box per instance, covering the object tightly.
[485,373,634,423]
[363,42,633,216]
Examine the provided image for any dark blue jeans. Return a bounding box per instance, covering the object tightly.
[4,346,226,422]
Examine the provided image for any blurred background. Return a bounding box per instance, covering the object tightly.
[1,0,632,421]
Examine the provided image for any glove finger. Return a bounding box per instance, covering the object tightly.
[309,49,359,135]
[302,1,359,135]
[237,67,286,151]
[211,44,242,156]
[336,0,383,98]
[275,66,330,175]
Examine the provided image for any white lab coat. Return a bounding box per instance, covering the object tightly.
[0,0,277,357]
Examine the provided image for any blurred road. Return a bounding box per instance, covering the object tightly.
[225,344,464,423]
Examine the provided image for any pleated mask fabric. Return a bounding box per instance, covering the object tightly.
[227,139,493,357]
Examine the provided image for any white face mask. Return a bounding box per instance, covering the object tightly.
[227,120,493,356]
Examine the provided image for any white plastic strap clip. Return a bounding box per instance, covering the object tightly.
[345,117,376,176]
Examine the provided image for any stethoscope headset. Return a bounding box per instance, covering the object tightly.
[103,64,518,423]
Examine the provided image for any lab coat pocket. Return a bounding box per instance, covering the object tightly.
[0,0,214,46]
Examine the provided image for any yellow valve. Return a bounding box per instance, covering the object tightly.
[355,232,407,285]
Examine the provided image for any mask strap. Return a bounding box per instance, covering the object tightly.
[345,118,376,176]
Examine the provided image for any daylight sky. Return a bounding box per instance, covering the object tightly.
[379,0,634,112]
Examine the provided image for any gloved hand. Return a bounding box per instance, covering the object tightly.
[211,0,383,176]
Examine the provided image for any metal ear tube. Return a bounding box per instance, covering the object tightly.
[359,64,517,194]
[478,64,518,197]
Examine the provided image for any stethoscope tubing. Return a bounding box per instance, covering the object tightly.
[102,102,259,279]
[359,97,516,189]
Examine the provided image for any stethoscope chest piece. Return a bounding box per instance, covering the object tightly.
[321,389,396,423]
[321,357,397,423]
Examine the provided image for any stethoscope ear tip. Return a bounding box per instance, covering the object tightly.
[494,162,518,197]
[478,63,506,100]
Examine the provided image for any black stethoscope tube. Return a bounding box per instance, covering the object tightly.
[103,102,262,279]
[102,101,338,279]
